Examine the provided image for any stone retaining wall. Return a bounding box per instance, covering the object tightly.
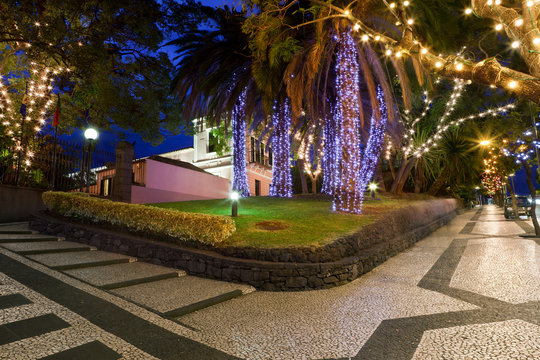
[30,199,458,291]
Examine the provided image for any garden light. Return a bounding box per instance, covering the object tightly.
[368,183,378,198]
[231,191,239,217]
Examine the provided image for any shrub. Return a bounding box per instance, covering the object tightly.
[42,191,236,245]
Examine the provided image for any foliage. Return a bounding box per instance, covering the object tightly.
[209,123,232,156]
[0,0,182,143]
[42,191,236,245]
[169,5,260,127]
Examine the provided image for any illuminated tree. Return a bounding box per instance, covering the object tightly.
[269,98,293,197]
[502,129,540,235]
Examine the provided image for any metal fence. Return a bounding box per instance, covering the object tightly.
[0,134,115,195]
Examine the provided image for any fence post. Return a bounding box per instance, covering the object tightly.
[113,141,133,203]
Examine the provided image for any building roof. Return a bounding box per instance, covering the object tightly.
[147,155,209,174]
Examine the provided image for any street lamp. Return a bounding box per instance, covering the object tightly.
[368,182,378,198]
[84,128,99,193]
[230,191,239,217]
[479,140,491,146]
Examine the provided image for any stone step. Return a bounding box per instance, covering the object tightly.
[27,251,136,271]
[0,229,33,234]
[112,276,255,318]
[0,234,60,243]
[63,262,185,290]
[0,241,94,255]
[0,221,29,227]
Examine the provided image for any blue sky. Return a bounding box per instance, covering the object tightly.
[61,0,237,158]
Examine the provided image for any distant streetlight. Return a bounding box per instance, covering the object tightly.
[368,182,378,198]
[83,128,99,193]
[480,140,491,146]
[230,191,239,217]
[84,128,98,141]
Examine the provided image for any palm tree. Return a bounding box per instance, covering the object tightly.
[428,128,481,196]
[169,5,256,196]
[244,0,421,212]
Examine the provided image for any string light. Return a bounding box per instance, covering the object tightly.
[269,98,292,198]
[231,89,250,197]
[322,111,338,195]
[333,28,363,214]
[357,85,389,195]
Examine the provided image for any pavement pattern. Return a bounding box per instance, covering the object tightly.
[0,206,538,359]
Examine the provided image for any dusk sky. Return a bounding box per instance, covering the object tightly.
[62,0,236,159]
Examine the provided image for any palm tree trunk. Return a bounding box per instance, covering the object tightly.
[376,162,386,192]
[428,166,451,196]
[523,162,540,236]
[333,29,363,213]
[297,159,309,194]
[391,157,416,194]
[506,179,519,219]
[310,174,318,193]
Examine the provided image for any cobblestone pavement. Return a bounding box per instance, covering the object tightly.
[0,206,539,359]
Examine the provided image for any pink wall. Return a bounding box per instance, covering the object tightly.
[131,159,230,204]
[247,164,272,196]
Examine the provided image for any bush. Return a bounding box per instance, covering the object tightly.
[42,192,235,245]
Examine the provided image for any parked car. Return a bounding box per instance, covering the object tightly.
[504,196,532,219]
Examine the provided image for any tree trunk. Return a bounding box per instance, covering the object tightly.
[333,29,363,213]
[428,166,451,196]
[375,162,386,192]
[390,158,408,193]
[414,162,423,194]
[388,158,396,182]
[391,157,416,194]
[522,162,540,236]
[297,159,309,194]
[310,174,318,194]
[506,179,519,219]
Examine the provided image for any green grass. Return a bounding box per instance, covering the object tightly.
[152,194,426,248]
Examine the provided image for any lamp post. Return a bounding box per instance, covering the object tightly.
[230,191,239,217]
[368,182,378,198]
[84,128,98,193]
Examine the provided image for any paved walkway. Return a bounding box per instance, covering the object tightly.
[0,206,539,359]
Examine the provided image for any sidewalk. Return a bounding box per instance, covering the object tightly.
[0,205,539,359]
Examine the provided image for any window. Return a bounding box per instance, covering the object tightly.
[250,136,271,167]
[196,120,204,133]
[260,142,265,165]
[250,137,255,162]
[255,139,261,163]
[268,148,273,167]
[100,178,113,197]
[208,131,216,153]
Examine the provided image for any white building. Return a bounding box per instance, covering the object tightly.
[159,119,273,196]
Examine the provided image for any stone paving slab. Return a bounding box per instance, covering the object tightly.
[450,237,540,304]
[0,234,60,243]
[63,262,184,289]
[112,276,255,314]
[412,319,540,359]
[472,221,525,236]
[27,251,135,271]
[0,241,93,255]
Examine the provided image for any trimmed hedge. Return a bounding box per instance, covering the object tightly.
[42,192,235,245]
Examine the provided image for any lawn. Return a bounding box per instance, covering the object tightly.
[152,194,430,248]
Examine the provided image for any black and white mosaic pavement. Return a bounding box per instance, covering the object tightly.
[0,206,539,359]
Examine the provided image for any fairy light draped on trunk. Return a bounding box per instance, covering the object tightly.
[231,88,250,197]
[269,98,292,197]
